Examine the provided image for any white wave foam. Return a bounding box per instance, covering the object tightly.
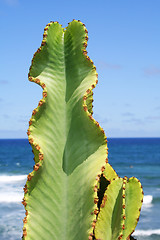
[0,175,27,183]
[0,175,26,203]
[0,177,155,205]
[0,192,23,203]
[134,229,160,236]
[143,195,153,204]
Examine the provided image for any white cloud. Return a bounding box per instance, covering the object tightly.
[122,112,134,117]
[0,80,8,84]
[124,117,144,125]
[155,106,160,111]
[144,66,160,76]
[0,130,26,139]
[3,0,18,6]
[146,116,160,121]
[98,61,122,70]
[105,128,160,138]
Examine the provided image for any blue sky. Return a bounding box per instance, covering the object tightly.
[0,0,160,138]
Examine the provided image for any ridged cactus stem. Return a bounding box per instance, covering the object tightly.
[94,177,143,240]
[22,20,110,240]
[22,20,143,240]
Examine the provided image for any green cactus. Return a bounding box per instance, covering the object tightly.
[23,20,143,240]
[95,177,143,240]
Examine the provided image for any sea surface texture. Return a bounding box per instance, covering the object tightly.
[0,138,159,240]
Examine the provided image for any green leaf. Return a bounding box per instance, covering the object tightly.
[23,20,108,240]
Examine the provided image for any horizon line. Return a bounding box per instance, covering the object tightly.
[0,137,160,140]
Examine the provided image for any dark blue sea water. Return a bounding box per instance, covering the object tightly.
[0,138,160,240]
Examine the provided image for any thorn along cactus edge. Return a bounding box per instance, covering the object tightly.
[23,20,144,240]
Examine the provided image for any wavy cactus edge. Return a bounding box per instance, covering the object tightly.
[22,20,144,240]
[22,20,109,240]
[94,176,144,240]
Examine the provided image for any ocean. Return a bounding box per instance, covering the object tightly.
[0,138,160,240]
